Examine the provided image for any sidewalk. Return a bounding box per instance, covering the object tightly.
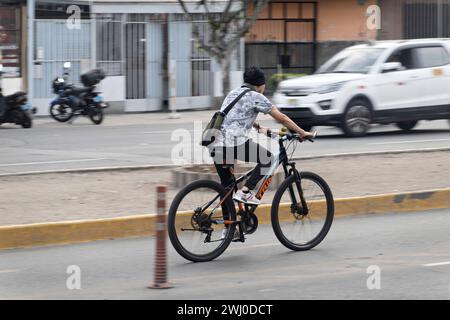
[33,109,218,127]
[0,150,449,226]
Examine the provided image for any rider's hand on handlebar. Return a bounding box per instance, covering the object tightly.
[299,131,316,142]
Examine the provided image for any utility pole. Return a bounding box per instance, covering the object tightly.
[27,0,35,101]
[168,59,180,119]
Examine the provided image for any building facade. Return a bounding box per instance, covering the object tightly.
[2,0,450,115]
[2,0,243,115]
[245,0,378,92]
[0,0,27,95]
[378,0,450,40]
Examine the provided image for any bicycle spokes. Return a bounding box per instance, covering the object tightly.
[273,173,333,249]
[170,186,234,258]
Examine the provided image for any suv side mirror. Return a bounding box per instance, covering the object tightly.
[382,62,403,73]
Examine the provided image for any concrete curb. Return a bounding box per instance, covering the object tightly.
[0,147,449,178]
[0,188,449,250]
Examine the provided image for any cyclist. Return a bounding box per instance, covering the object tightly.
[209,66,314,205]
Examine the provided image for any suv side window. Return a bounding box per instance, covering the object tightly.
[386,48,414,70]
[411,46,450,68]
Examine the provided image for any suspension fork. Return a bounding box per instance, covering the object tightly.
[292,164,309,215]
[283,162,309,215]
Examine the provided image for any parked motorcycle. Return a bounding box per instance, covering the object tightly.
[0,64,36,128]
[49,62,108,125]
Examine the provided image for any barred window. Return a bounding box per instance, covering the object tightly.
[0,5,21,77]
[403,1,450,39]
[192,20,212,97]
[97,18,123,76]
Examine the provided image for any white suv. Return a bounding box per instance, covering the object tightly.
[273,39,450,136]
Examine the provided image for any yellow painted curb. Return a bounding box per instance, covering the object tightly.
[0,188,449,250]
[0,214,157,250]
[255,188,450,223]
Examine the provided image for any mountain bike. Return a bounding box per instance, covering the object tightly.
[168,130,334,262]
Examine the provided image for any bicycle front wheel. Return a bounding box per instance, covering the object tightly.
[168,180,236,262]
[271,172,334,251]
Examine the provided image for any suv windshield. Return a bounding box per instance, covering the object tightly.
[318,48,384,74]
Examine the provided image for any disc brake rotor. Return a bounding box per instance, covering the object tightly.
[291,203,307,220]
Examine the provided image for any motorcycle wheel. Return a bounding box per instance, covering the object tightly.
[89,106,104,125]
[50,104,73,122]
[21,111,32,129]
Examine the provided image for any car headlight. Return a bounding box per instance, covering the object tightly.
[316,82,348,94]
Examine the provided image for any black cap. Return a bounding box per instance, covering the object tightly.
[244,66,266,86]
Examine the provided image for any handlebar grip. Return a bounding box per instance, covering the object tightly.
[306,131,318,142]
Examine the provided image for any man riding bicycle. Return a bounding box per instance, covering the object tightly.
[209,66,315,205]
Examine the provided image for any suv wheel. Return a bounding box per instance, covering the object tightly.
[342,99,372,137]
[396,120,418,131]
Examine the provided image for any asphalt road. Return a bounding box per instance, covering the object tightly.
[0,112,449,175]
[1,209,449,299]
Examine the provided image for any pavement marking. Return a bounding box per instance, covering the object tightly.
[142,130,203,134]
[0,269,19,274]
[142,130,173,134]
[0,158,106,167]
[368,138,450,146]
[258,289,277,293]
[423,261,450,267]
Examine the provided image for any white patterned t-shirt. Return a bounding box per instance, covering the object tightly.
[211,86,273,148]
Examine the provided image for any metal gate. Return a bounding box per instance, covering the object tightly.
[33,20,92,101]
[124,22,147,111]
[403,0,450,38]
[146,22,164,110]
[169,15,212,109]
[245,1,317,93]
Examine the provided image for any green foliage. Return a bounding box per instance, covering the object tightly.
[269,73,305,92]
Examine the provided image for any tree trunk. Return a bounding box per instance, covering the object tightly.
[221,58,231,97]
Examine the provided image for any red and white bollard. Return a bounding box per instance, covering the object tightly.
[148,185,172,289]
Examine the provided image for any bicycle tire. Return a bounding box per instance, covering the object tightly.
[168,179,237,262]
[271,172,334,251]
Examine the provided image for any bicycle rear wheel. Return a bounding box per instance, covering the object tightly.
[271,172,334,251]
[168,180,236,262]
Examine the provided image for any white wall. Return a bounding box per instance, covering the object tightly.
[230,71,243,90]
[97,76,125,102]
[2,78,23,95]
[214,71,244,97]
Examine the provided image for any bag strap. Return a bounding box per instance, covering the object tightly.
[222,88,251,116]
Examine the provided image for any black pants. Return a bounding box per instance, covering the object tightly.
[211,139,273,190]
[0,97,6,118]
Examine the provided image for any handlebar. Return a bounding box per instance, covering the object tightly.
[265,128,317,143]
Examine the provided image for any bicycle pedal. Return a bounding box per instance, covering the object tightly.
[232,236,246,243]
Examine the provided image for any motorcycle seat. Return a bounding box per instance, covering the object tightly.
[5,91,26,103]
[69,86,92,95]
